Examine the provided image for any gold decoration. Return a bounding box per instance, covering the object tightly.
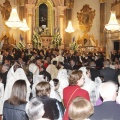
[0,32,16,50]
[111,0,120,19]
[77,4,95,33]
[35,0,54,36]
[99,0,107,3]
[77,33,97,47]
[65,0,74,9]
[0,0,11,21]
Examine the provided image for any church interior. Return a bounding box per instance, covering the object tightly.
[0,0,120,58]
[1,1,120,120]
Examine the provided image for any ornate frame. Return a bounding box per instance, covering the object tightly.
[77,4,95,33]
[111,0,120,19]
[77,33,97,47]
[35,0,54,36]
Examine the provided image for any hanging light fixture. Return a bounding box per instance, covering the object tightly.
[5,0,22,29]
[105,11,120,31]
[19,19,30,32]
[65,21,75,33]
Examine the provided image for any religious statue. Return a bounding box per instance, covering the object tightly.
[0,0,11,21]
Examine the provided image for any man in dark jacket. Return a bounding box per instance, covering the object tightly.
[91,81,120,120]
[89,61,100,81]
[100,60,117,83]
[39,65,51,82]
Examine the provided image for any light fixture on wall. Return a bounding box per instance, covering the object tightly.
[65,21,75,33]
[19,19,30,32]
[105,11,120,31]
[5,7,22,29]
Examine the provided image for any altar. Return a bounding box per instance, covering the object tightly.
[41,36,52,48]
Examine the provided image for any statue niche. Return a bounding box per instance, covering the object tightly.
[35,0,54,36]
[39,3,48,27]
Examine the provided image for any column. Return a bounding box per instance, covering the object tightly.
[57,6,67,48]
[25,4,35,46]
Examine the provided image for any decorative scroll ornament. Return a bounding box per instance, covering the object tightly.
[77,4,95,33]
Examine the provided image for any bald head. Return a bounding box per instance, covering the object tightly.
[99,81,118,101]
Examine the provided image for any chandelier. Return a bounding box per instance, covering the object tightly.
[19,19,30,32]
[65,21,75,33]
[105,11,120,31]
[5,7,22,29]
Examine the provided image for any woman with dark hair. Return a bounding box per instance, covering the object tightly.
[3,80,28,120]
[63,70,90,120]
[35,81,59,120]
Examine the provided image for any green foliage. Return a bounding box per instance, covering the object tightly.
[32,30,42,49]
[69,41,79,51]
[51,28,62,48]
[12,41,26,50]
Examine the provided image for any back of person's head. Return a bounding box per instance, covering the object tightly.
[69,70,82,85]
[8,79,27,105]
[36,81,51,97]
[103,60,110,67]
[89,61,96,68]
[99,81,118,101]
[68,96,94,120]
[26,97,44,120]
[52,79,59,87]
[53,61,57,65]
[2,64,9,71]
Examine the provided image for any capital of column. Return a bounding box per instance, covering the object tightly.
[25,4,35,15]
[57,6,67,16]
[99,0,107,3]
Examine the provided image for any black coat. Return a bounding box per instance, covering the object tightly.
[90,101,120,120]
[2,71,8,89]
[39,95,59,120]
[3,101,28,120]
[90,68,100,81]
[100,67,116,82]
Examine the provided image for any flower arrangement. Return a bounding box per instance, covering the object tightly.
[11,34,26,50]
[51,28,62,48]
[69,37,79,51]
[32,30,42,49]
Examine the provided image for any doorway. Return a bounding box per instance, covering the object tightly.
[114,41,120,50]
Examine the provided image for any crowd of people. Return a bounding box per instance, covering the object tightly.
[0,48,120,120]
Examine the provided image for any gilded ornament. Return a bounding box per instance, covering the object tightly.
[77,4,95,33]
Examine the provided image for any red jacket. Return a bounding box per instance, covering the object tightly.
[63,85,90,120]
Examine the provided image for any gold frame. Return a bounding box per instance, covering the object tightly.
[77,33,97,47]
[77,4,95,33]
[111,0,120,19]
[35,0,54,36]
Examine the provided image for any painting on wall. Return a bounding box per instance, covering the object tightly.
[77,4,95,33]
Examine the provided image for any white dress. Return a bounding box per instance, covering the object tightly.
[0,83,4,114]
[4,65,31,102]
[57,69,69,99]
[46,64,58,79]
[80,67,97,105]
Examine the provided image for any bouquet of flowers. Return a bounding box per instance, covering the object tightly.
[69,37,79,51]
[11,34,26,50]
[51,28,62,48]
[32,29,42,49]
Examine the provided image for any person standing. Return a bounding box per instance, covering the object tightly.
[63,70,90,120]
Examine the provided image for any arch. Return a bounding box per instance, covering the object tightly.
[35,0,54,35]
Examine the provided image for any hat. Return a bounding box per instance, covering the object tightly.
[29,63,38,74]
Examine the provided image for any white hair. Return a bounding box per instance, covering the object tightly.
[25,97,44,120]
[99,81,118,101]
